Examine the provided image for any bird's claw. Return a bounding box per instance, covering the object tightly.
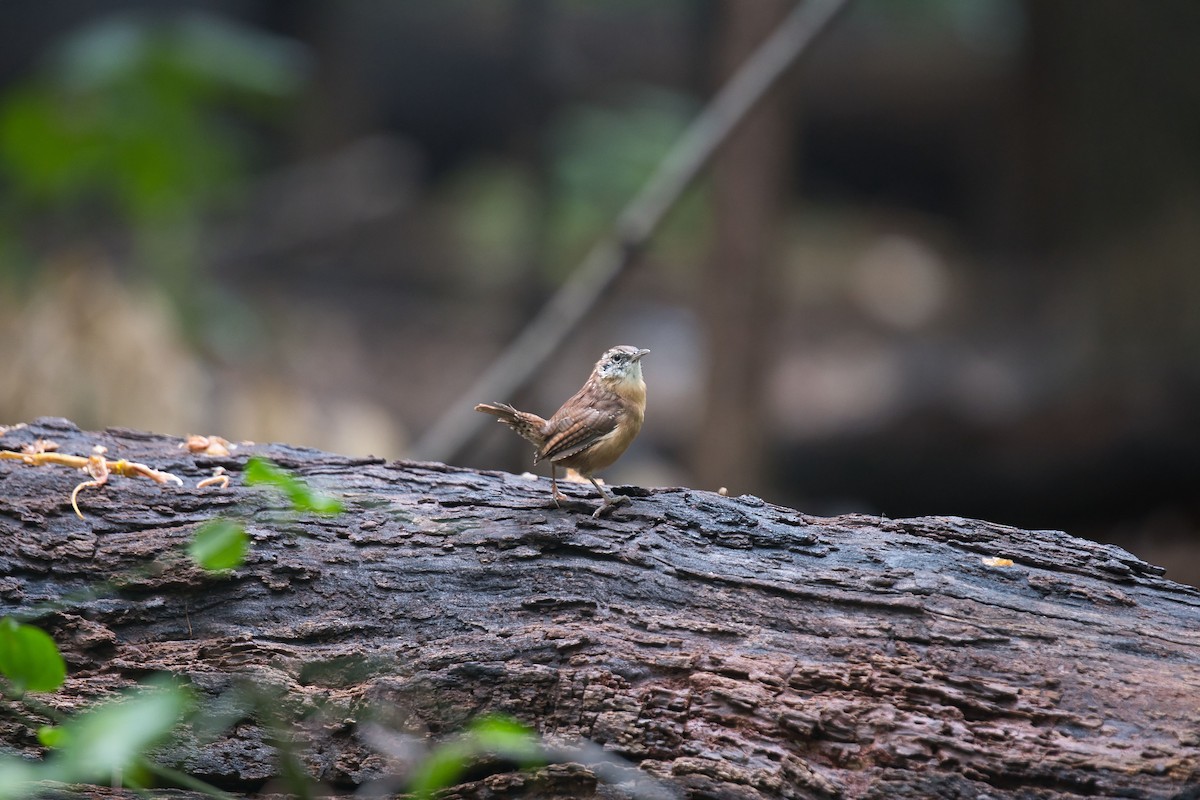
[592,495,629,518]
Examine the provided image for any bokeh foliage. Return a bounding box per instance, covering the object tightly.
[0,12,306,310]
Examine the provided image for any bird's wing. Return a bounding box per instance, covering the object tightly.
[537,394,618,464]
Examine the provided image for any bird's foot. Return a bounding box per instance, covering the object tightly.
[551,489,568,508]
[592,495,629,518]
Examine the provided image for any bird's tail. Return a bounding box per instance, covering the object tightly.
[474,402,547,449]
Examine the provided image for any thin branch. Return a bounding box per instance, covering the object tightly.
[412,0,852,463]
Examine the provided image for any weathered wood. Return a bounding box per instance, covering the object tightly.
[1,418,1198,799]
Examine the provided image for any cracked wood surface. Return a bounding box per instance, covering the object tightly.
[1,417,1198,799]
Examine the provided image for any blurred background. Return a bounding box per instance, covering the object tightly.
[1,1,1198,585]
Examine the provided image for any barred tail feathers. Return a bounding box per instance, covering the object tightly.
[474,402,547,450]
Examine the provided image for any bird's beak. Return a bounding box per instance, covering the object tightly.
[634,348,650,361]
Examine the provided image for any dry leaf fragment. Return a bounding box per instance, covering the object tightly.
[182,434,235,457]
[197,466,230,490]
[982,556,1014,568]
[21,438,59,456]
[2,442,182,519]
[71,447,112,519]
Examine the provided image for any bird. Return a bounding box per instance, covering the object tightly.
[475,345,649,517]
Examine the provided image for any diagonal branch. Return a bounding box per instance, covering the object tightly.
[412,0,853,463]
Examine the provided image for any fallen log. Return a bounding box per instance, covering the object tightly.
[1,417,1197,799]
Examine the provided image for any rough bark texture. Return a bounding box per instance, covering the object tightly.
[1,418,1198,799]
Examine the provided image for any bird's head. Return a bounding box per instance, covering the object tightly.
[594,345,650,386]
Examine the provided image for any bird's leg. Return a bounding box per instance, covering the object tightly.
[550,464,567,506]
[587,476,628,518]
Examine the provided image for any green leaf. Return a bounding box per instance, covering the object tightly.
[0,618,67,693]
[408,716,541,799]
[408,740,472,800]
[469,715,539,757]
[298,493,344,515]
[58,681,191,783]
[188,519,248,571]
[243,456,292,487]
[172,14,310,97]
[244,457,343,516]
[37,725,68,748]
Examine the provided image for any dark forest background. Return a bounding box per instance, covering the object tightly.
[1,1,1198,584]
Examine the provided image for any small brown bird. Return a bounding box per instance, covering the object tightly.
[475,345,649,517]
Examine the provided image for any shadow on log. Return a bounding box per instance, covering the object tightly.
[1,418,1198,799]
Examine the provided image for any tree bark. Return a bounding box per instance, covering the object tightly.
[691,0,792,497]
[1,418,1198,799]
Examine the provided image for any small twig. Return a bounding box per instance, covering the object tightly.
[1,445,184,519]
[0,448,183,484]
[70,447,111,520]
[197,467,230,490]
